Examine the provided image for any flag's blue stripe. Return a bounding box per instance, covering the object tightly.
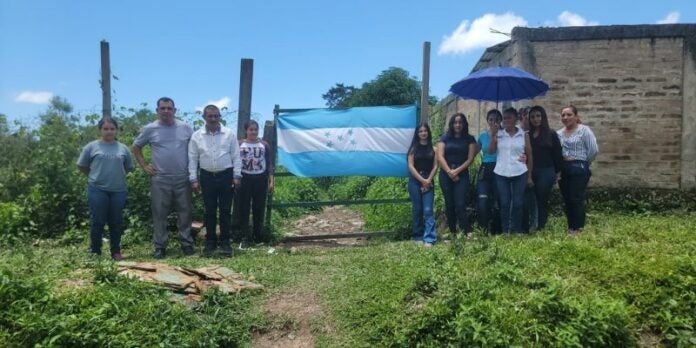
[278,148,408,177]
[277,105,417,130]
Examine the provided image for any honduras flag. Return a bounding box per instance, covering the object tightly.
[277,105,417,177]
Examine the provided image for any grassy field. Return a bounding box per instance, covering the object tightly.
[1,212,695,347]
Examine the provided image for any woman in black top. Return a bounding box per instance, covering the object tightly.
[437,113,477,236]
[528,105,562,230]
[407,123,438,245]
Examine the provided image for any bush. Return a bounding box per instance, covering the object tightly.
[389,270,635,347]
[328,176,375,201]
[270,174,322,219]
[359,177,411,236]
[0,203,29,245]
[0,262,264,347]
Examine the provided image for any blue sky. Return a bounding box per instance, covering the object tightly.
[1,0,694,129]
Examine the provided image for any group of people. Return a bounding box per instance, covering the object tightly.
[77,97,273,260]
[407,105,598,245]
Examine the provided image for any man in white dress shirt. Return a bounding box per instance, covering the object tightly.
[188,104,242,257]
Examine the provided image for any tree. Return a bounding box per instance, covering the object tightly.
[322,83,357,108]
[323,67,438,108]
[0,114,8,135]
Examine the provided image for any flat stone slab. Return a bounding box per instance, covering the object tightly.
[117,262,263,302]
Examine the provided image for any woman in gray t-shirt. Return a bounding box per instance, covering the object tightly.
[77,118,134,260]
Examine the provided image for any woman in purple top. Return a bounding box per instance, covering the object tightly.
[407,123,438,246]
[238,120,274,244]
[437,113,477,236]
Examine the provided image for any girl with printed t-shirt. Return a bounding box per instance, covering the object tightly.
[407,123,438,246]
[77,118,135,260]
[437,113,477,236]
[238,120,274,244]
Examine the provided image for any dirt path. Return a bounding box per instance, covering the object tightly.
[277,206,368,251]
[252,291,332,348]
[252,206,363,347]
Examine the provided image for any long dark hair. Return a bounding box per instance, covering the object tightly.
[409,122,433,154]
[529,105,553,146]
[97,117,118,130]
[447,113,470,138]
[486,109,502,125]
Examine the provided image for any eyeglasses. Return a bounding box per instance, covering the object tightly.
[206,114,221,118]
[158,107,174,111]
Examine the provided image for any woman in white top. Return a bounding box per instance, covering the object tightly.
[557,105,598,235]
[488,107,533,233]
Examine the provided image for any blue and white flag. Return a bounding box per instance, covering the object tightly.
[277,105,417,177]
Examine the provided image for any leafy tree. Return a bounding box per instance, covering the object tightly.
[322,83,358,108]
[323,67,438,108]
[0,114,9,135]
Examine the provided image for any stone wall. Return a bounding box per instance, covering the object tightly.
[436,24,696,189]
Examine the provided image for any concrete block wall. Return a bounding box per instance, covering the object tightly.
[532,38,684,188]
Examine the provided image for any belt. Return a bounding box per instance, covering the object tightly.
[201,168,233,177]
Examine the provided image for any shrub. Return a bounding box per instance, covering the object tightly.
[0,202,29,245]
[270,174,322,219]
[328,176,375,201]
[359,177,411,236]
[0,263,264,347]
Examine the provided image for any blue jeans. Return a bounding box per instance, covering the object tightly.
[408,173,436,243]
[87,185,127,254]
[495,173,527,233]
[559,161,590,230]
[533,166,557,229]
[439,169,470,233]
[522,186,538,232]
[200,168,234,244]
[476,162,501,233]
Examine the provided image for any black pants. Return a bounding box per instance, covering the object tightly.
[238,174,269,242]
[200,168,234,243]
[559,161,590,230]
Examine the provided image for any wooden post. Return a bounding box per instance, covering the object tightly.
[237,58,254,140]
[100,40,111,118]
[264,104,280,228]
[420,41,431,123]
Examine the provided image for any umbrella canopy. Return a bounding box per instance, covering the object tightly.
[449,67,550,103]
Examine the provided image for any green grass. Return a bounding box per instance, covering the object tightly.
[1,213,695,347]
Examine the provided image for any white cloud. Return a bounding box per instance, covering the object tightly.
[196,96,232,112]
[556,11,598,26]
[657,11,680,24]
[15,90,53,104]
[438,12,528,55]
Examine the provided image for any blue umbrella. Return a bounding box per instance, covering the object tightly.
[449,67,549,105]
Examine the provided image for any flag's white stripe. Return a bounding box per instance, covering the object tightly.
[277,127,413,154]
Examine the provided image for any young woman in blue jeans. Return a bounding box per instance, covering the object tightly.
[476,109,503,234]
[488,108,533,233]
[407,123,438,246]
[528,105,563,230]
[77,118,135,260]
[437,113,477,236]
